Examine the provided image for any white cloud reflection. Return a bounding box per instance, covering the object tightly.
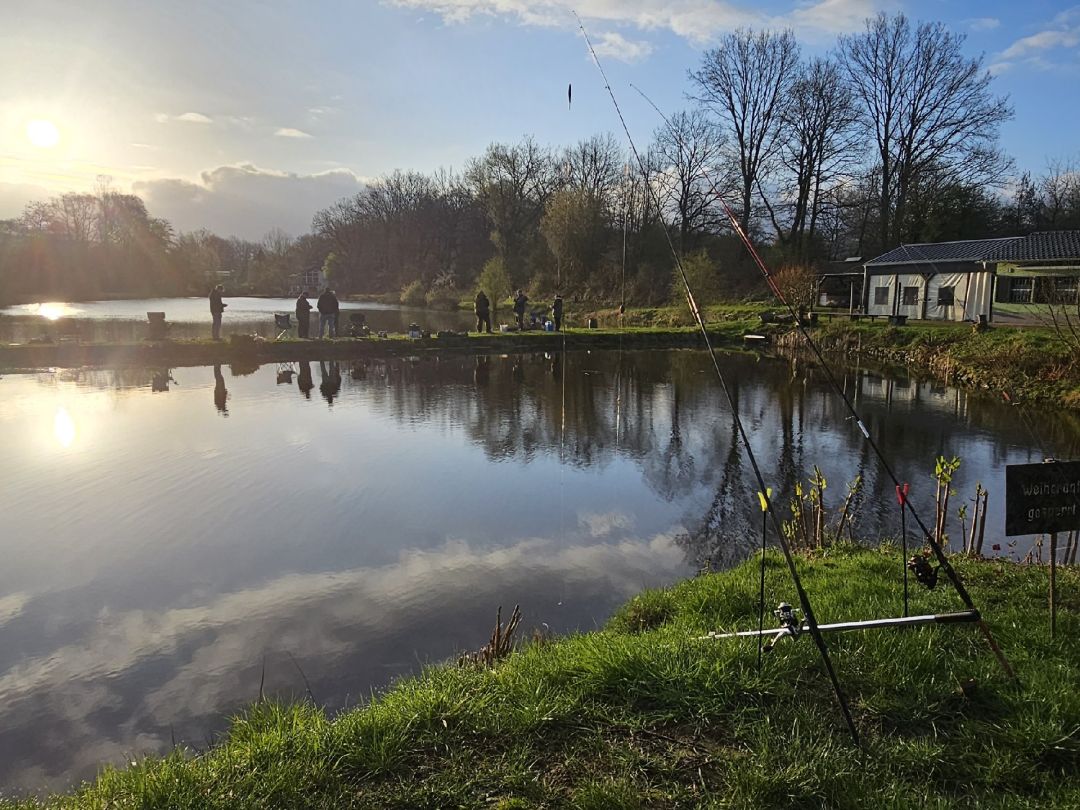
[0,533,688,792]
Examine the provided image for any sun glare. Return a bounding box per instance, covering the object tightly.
[54,408,76,448]
[31,302,74,321]
[26,119,61,148]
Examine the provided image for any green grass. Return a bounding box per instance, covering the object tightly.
[811,319,1080,408]
[6,547,1078,808]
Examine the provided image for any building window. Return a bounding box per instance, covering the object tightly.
[937,286,955,306]
[1009,277,1033,304]
[1053,276,1078,301]
[902,286,919,306]
[874,286,889,306]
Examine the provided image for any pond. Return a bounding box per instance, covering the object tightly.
[0,348,1075,794]
[0,297,473,343]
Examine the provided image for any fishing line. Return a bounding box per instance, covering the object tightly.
[575,12,861,745]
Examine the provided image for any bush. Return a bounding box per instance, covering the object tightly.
[400,280,426,307]
[670,250,724,314]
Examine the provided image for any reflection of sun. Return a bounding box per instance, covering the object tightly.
[33,302,72,321]
[26,119,61,148]
[54,407,76,448]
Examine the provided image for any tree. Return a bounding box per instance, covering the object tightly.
[652,110,727,252]
[478,256,512,318]
[690,28,800,232]
[838,12,1013,252]
[465,137,556,286]
[773,263,817,315]
[540,188,608,291]
[768,58,858,259]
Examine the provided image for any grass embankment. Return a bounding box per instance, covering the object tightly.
[6,547,1078,809]
[804,320,1080,408]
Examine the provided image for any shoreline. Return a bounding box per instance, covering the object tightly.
[0,325,760,370]
[5,546,1077,808]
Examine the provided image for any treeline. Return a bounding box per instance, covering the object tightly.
[0,184,329,303]
[308,12,1080,306]
[3,12,1080,308]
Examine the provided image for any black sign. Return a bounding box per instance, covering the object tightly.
[1005,460,1080,536]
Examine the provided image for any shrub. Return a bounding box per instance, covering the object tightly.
[400,280,426,307]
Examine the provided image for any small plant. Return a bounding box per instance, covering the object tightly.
[783,468,861,550]
[458,604,522,668]
[933,455,961,548]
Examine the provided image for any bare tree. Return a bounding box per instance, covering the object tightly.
[652,109,728,252]
[689,28,800,232]
[768,58,859,258]
[465,137,557,285]
[838,12,1013,251]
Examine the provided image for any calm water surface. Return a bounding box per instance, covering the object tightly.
[0,349,1076,793]
[0,297,472,342]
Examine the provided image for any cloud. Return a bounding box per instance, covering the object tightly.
[965,17,1000,32]
[998,6,1080,67]
[786,0,877,36]
[133,163,367,240]
[274,127,313,138]
[154,112,214,124]
[176,111,213,124]
[592,31,654,62]
[388,0,878,44]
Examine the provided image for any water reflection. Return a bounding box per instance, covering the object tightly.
[319,361,342,405]
[213,365,228,416]
[0,350,1075,794]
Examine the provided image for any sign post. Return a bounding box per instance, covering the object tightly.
[1006,460,1080,638]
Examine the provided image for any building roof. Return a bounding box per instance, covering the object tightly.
[983,230,1080,262]
[865,230,1080,268]
[865,238,1017,266]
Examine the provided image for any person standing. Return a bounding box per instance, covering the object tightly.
[209,284,226,340]
[513,289,528,331]
[317,289,337,338]
[474,289,491,334]
[552,292,564,331]
[295,290,312,338]
[328,289,340,337]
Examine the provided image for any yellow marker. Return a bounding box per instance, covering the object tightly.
[757,488,772,513]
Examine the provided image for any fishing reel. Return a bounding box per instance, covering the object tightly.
[764,602,803,652]
[907,554,940,589]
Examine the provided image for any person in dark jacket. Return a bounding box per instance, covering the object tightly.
[513,290,528,330]
[474,290,491,333]
[209,284,226,340]
[317,289,339,338]
[551,292,564,331]
[295,291,313,338]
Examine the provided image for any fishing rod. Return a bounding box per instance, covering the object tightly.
[700,605,981,645]
[575,13,861,746]
[629,85,1017,682]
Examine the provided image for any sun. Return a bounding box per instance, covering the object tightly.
[26,119,61,149]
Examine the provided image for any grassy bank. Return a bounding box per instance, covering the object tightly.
[801,320,1080,408]
[5,547,1077,808]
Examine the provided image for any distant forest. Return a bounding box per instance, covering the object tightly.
[3,11,1080,307]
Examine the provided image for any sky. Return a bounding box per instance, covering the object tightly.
[1,0,1078,240]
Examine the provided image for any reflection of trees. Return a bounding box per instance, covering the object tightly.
[28,348,1080,571]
